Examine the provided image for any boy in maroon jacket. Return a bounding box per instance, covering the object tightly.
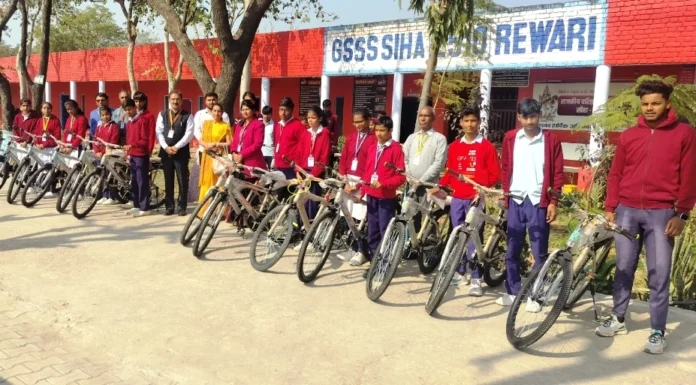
[596,81,696,354]
[122,98,151,218]
[133,91,156,154]
[12,98,38,144]
[273,97,306,180]
[353,116,406,274]
[499,98,564,308]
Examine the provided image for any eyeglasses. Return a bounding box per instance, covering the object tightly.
[352,120,365,125]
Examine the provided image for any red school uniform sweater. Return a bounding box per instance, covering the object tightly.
[139,109,157,154]
[273,117,305,169]
[360,140,406,199]
[62,115,89,149]
[93,121,121,154]
[338,130,377,178]
[125,114,150,157]
[12,111,39,142]
[439,136,501,200]
[30,115,62,148]
[299,127,332,177]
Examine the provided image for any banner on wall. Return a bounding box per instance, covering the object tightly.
[533,82,632,130]
[324,2,606,75]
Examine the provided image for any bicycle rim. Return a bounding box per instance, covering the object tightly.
[22,167,53,207]
[565,244,611,309]
[72,171,103,219]
[417,210,450,275]
[249,205,293,272]
[57,166,82,213]
[297,211,336,283]
[366,221,406,301]
[425,230,468,315]
[483,231,507,288]
[192,194,227,258]
[7,161,30,204]
[181,191,215,246]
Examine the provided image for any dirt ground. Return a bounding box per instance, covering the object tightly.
[0,197,695,385]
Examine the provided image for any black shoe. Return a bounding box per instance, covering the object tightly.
[177,208,187,216]
[164,208,175,216]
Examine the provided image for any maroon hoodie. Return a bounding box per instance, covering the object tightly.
[605,109,696,215]
[12,111,39,142]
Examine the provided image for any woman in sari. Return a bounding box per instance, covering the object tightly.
[197,103,232,202]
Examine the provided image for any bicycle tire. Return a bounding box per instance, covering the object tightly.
[7,159,31,204]
[192,193,227,258]
[249,204,294,272]
[417,209,450,275]
[21,166,54,207]
[425,229,468,315]
[0,156,10,190]
[366,220,406,301]
[564,243,612,309]
[483,231,508,288]
[57,164,83,213]
[181,189,216,246]
[71,170,104,219]
[506,251,572,349]
[297,210,337,283]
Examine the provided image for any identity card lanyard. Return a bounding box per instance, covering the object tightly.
[42,117,49,141]
[168,109,181,139]
[66,117,75,142]
[372,144,386,183]
[351,133,367,172]
[308,129,318,167]
[413,132,429,166]
[237,121,249,152]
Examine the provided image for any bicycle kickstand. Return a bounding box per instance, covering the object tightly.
[587,273,607,323]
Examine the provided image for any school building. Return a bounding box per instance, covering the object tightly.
[2,0,696,171]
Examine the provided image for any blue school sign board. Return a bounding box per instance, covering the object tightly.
[323,1,607,76]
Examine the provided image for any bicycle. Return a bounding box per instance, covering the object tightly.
[0,131,29,191]
[6,133,56,204]
[364,162,451,302]
[296,173,369,283]
[249,155,329,272]
[425,169,522,315]
[190,151,281,258]
[56,136,101,213]
[505,189,637,349]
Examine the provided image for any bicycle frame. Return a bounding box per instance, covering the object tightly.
[325,174,368,245]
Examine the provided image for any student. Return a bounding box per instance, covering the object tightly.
[30,102,61,150]
[88,92,112,137]
[339,108,376,264]
[60,99,88,156]
[355,116,406,275]
[299,105,332,220]
[123,98,151,218]
[12,98,38,144]
[93,107,121,206]
[499,98,564,308]
[261,105,275,168]
[133,91,156,154]
[430,106,500,295]
[273,97,305,180]
[597,80,696,354]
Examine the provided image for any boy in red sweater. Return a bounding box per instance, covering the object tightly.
[133,91,156,154]
[597,81,696,354]
[354,116,406,274]
[432,106,500,295]
[299,106,332,220]
[122,98,151,217]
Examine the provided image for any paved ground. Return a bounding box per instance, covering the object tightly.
[0,197,695,385]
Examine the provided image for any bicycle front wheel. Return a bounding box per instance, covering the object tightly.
[425,229,469,315]
[417,209,451,275]
[71,170,104,219]
[249,204,294,272]
[7,160,31,204]
[192,193,227,258]
[21,166,54,207]
[0,156,11,190]
[181,189,216,246]
[366,220,406,301]
[297,210,338,283]
[57,164,83,213]
[506,250,572,349]
[564,243,612,309]
[483,230,508,288]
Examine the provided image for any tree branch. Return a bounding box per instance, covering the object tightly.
[0,0,19,37]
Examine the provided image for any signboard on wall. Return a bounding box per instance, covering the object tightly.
[492,70,530,87]
[324,2,606,75]
[352,75,388,116]
[299,77,321,116]
[533,82,632,130]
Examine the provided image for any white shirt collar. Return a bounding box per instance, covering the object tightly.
[265,119,274,126]
[418,128,434,136]
[307,126,324,135]
[517,127,543,143]
[461,134,484,144]
[378,139,393,149]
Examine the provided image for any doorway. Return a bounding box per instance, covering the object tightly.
[399,96,419,143]
[488,87,519,144]
[334,97,344,138]
[59,94,70,128]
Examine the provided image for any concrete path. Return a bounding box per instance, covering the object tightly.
[0,198,695,384]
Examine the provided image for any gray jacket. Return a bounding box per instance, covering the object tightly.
[402,129,447,184]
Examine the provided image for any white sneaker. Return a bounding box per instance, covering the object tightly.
[133,210,151,217]
[121,202,134,209]
[468,278,483,297]
[103,198,116,205]
[97,197,107,205]
[450,272,463,286]
[495,294,516,306]
[525,298,542,313]
[337,251,351,261]
[44,191,54,198]
[125,208,140,215]
[644,330,667,354]
[350,252,368,266]
[293,243,302,252]
[595,315,628,337]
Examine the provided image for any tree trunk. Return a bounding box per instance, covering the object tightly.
[419,41,439,111]
[239,0,252,105]
[0,0,19,128]
[16,0,30,100]
[30,0,52,111]
[126,37,138,94]
[163,32,185,92]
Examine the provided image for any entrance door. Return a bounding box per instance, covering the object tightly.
[488,87,519,144]
[334,97,344,138]
[60,94,70,128]
[399,96,419,143]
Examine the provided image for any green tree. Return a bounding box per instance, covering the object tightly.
[47,5,128,52]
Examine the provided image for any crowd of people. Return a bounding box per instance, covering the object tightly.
[6,79,695,355]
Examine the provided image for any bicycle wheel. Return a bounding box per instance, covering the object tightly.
[425,228,469,315]
[483,230,508,288]
[21,166,55,207]
[0,156,10,190]
[7,160,32,204]
[506,250,572,349]
[297,210,338,283]
[181,189,216,246]
[366,220,406,301]
[564,243,612,309]
[249,204,294,272]
[71,170,104,219]
[192,193,227,258]
[57,164,83,213]
[417,209,451,275]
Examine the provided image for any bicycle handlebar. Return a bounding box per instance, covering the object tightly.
[444,167,522,200]
[47,133,68,147]
[384,162,441,190]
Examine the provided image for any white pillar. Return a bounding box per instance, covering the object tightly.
[590,65,611,166]
[70,81,77,101]
[98,80,106,93]
[391,72,404,141]
[44,82,51,103]
[261,77,270,109]
[479,69,493,138]
[320,75,330,104]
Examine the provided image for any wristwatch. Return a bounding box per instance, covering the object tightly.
[678,212,690,221]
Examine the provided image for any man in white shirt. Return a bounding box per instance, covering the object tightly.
[261,105,274,168]
[194,92,230,148]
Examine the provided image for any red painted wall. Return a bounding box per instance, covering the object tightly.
[605,0,696,65]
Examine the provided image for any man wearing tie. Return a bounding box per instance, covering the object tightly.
[156,90,194,216]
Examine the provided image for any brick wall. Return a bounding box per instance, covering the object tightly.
[605,0,696,64]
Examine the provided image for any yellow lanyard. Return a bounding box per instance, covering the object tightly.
[42,117,49,131]
[417,132,430,154]
[169,109,181,126]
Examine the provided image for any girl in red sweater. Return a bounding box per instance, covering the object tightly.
[61,99,88,156]
[299,105,332,220]
[432,106,500,295]
[31,102,61,150]
[94,108,122,206]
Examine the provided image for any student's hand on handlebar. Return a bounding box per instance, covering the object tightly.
[123,145,132,152]
[370,180,381,188]
[546,203,558,223]
[604,211,616,225]
[665,216,686,238]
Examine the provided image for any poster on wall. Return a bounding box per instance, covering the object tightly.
[352,75,388,116]
[492,70,530,87]
[533,82,632,130]
[299,78,321,116]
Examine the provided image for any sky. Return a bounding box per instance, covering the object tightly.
[2,0,563,46]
